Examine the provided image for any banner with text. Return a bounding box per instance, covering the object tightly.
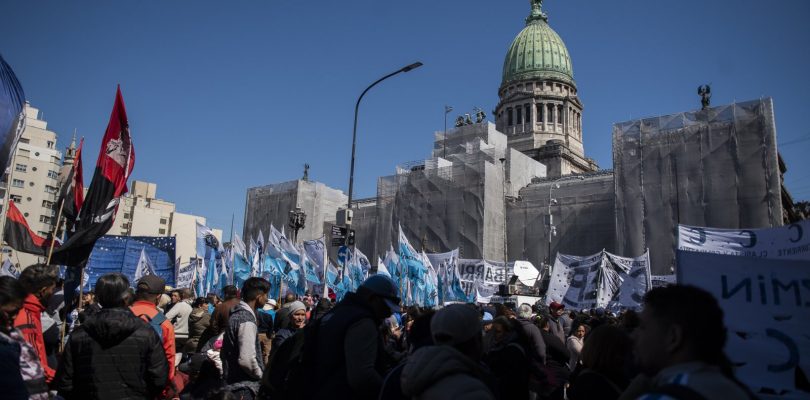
[678,220,810,260]
[678,251,810,398]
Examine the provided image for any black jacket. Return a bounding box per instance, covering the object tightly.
[56,307,169,400]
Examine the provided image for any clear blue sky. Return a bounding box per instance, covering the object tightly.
[2,0,809,236]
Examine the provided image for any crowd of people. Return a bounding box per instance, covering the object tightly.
[0,263,762,400]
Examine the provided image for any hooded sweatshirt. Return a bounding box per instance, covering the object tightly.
[14,294,54,382]
[55,307,169,400]
[401,345,495,400]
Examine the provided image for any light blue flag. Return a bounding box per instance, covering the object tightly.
[233,253,251,288]
[299,243,322,285]
[398,225,426,289]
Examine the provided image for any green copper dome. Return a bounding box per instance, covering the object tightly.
[502,0,574,87]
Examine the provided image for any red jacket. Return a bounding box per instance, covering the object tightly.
[131,300,176,382]
[14,294,55,383]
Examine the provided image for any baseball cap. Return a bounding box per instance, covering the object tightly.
[265,299,278,309]
[359,275,401,312]
[482,312,494,324]
[137,275,166,294]
[431,304,481,346]
[549,301,565,311]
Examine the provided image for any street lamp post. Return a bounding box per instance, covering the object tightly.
[346,62,423,212]
[288,207,306,243]
[545,175,586,267]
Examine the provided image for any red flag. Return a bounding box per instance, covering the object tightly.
[2,201,56,255]
[56,138,84,230]
[52,86,134,266]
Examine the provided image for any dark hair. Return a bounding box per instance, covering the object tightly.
[241,278,270,301]
[18,264,58,294]
[222,285,238,300]
[581,325,632,379]
[643,285,726,365]
[0,276,27,306]
[193,297,207,308]
[492,316,513,332]
[407,310,435,351]
[94,273,131,308]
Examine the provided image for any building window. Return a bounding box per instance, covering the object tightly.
[160,218,167,225]
[10,194,22,203]
[47,170,58,179]
[42,200,55,208]
[19,138,29,144]
[14,164,26,172]
[123,213,131,219]
[516,107,522,125]
[159,228,166,235]
[44,185,58,194]
[47,141,54,149]
[558,105,564,124]
[537,104,544,122]
[525,104,531,123]
[12,179,24,188]
[507,108,513,126]
[548,104,555,124]
[18,149,29,157]
[39,215,53,224]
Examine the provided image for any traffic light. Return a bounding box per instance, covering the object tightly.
[347,229,356,246]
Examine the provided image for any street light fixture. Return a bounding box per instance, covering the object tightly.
[346,62,424,213]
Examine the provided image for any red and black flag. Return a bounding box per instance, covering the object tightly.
[56,138,84,232]
[52,86,134,266]
[3,201,55,256]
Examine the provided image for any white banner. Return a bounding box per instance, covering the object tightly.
[176,261,195,289]
[651,274,676,288]
[547,250,651,310]
[678,220,810,260]
[546,251,602,309]
[457,259,510,304]
[604,250,652,309]
[678,251,810,397]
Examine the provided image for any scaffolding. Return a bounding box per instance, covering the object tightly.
[613,98,783,274]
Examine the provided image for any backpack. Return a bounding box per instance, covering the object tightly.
[137,311,168,341]
[258,322,319,400]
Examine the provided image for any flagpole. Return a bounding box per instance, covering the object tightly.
[229,214,234,285]
[0,144,22,263]
[321,236,328,300]
[46,197,66,264]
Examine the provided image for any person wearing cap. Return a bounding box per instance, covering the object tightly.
[401,304,495,399]
[57,273,168,399]
[308,274,402,400]
[548,301,567,343]
[131,274,176,383]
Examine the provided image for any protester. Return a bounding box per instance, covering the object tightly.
[222,277,270,399]
[178,353,225,400]
[567,325,632,400]
[0,275,48,399]
[566,322,587,371]
[310,297,332,321]
[547,301,567,343]
[166,288,193,357]
[130,275,176,382]
[206,293,221,314]
[401,304,495,399]
[309,274,402,399]
[56,273,168,399]
[378,310,435,400]
[380,314,406,369]
[212,285,240,333]
[621,285,754,400]
[14,264,58,384]
[271,300,306,352]
[537,315,570,400]
[184,297,211,354]
[484,315,530,400]
[256,299,276,365]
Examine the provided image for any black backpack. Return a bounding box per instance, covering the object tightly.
[258,322,319,400]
